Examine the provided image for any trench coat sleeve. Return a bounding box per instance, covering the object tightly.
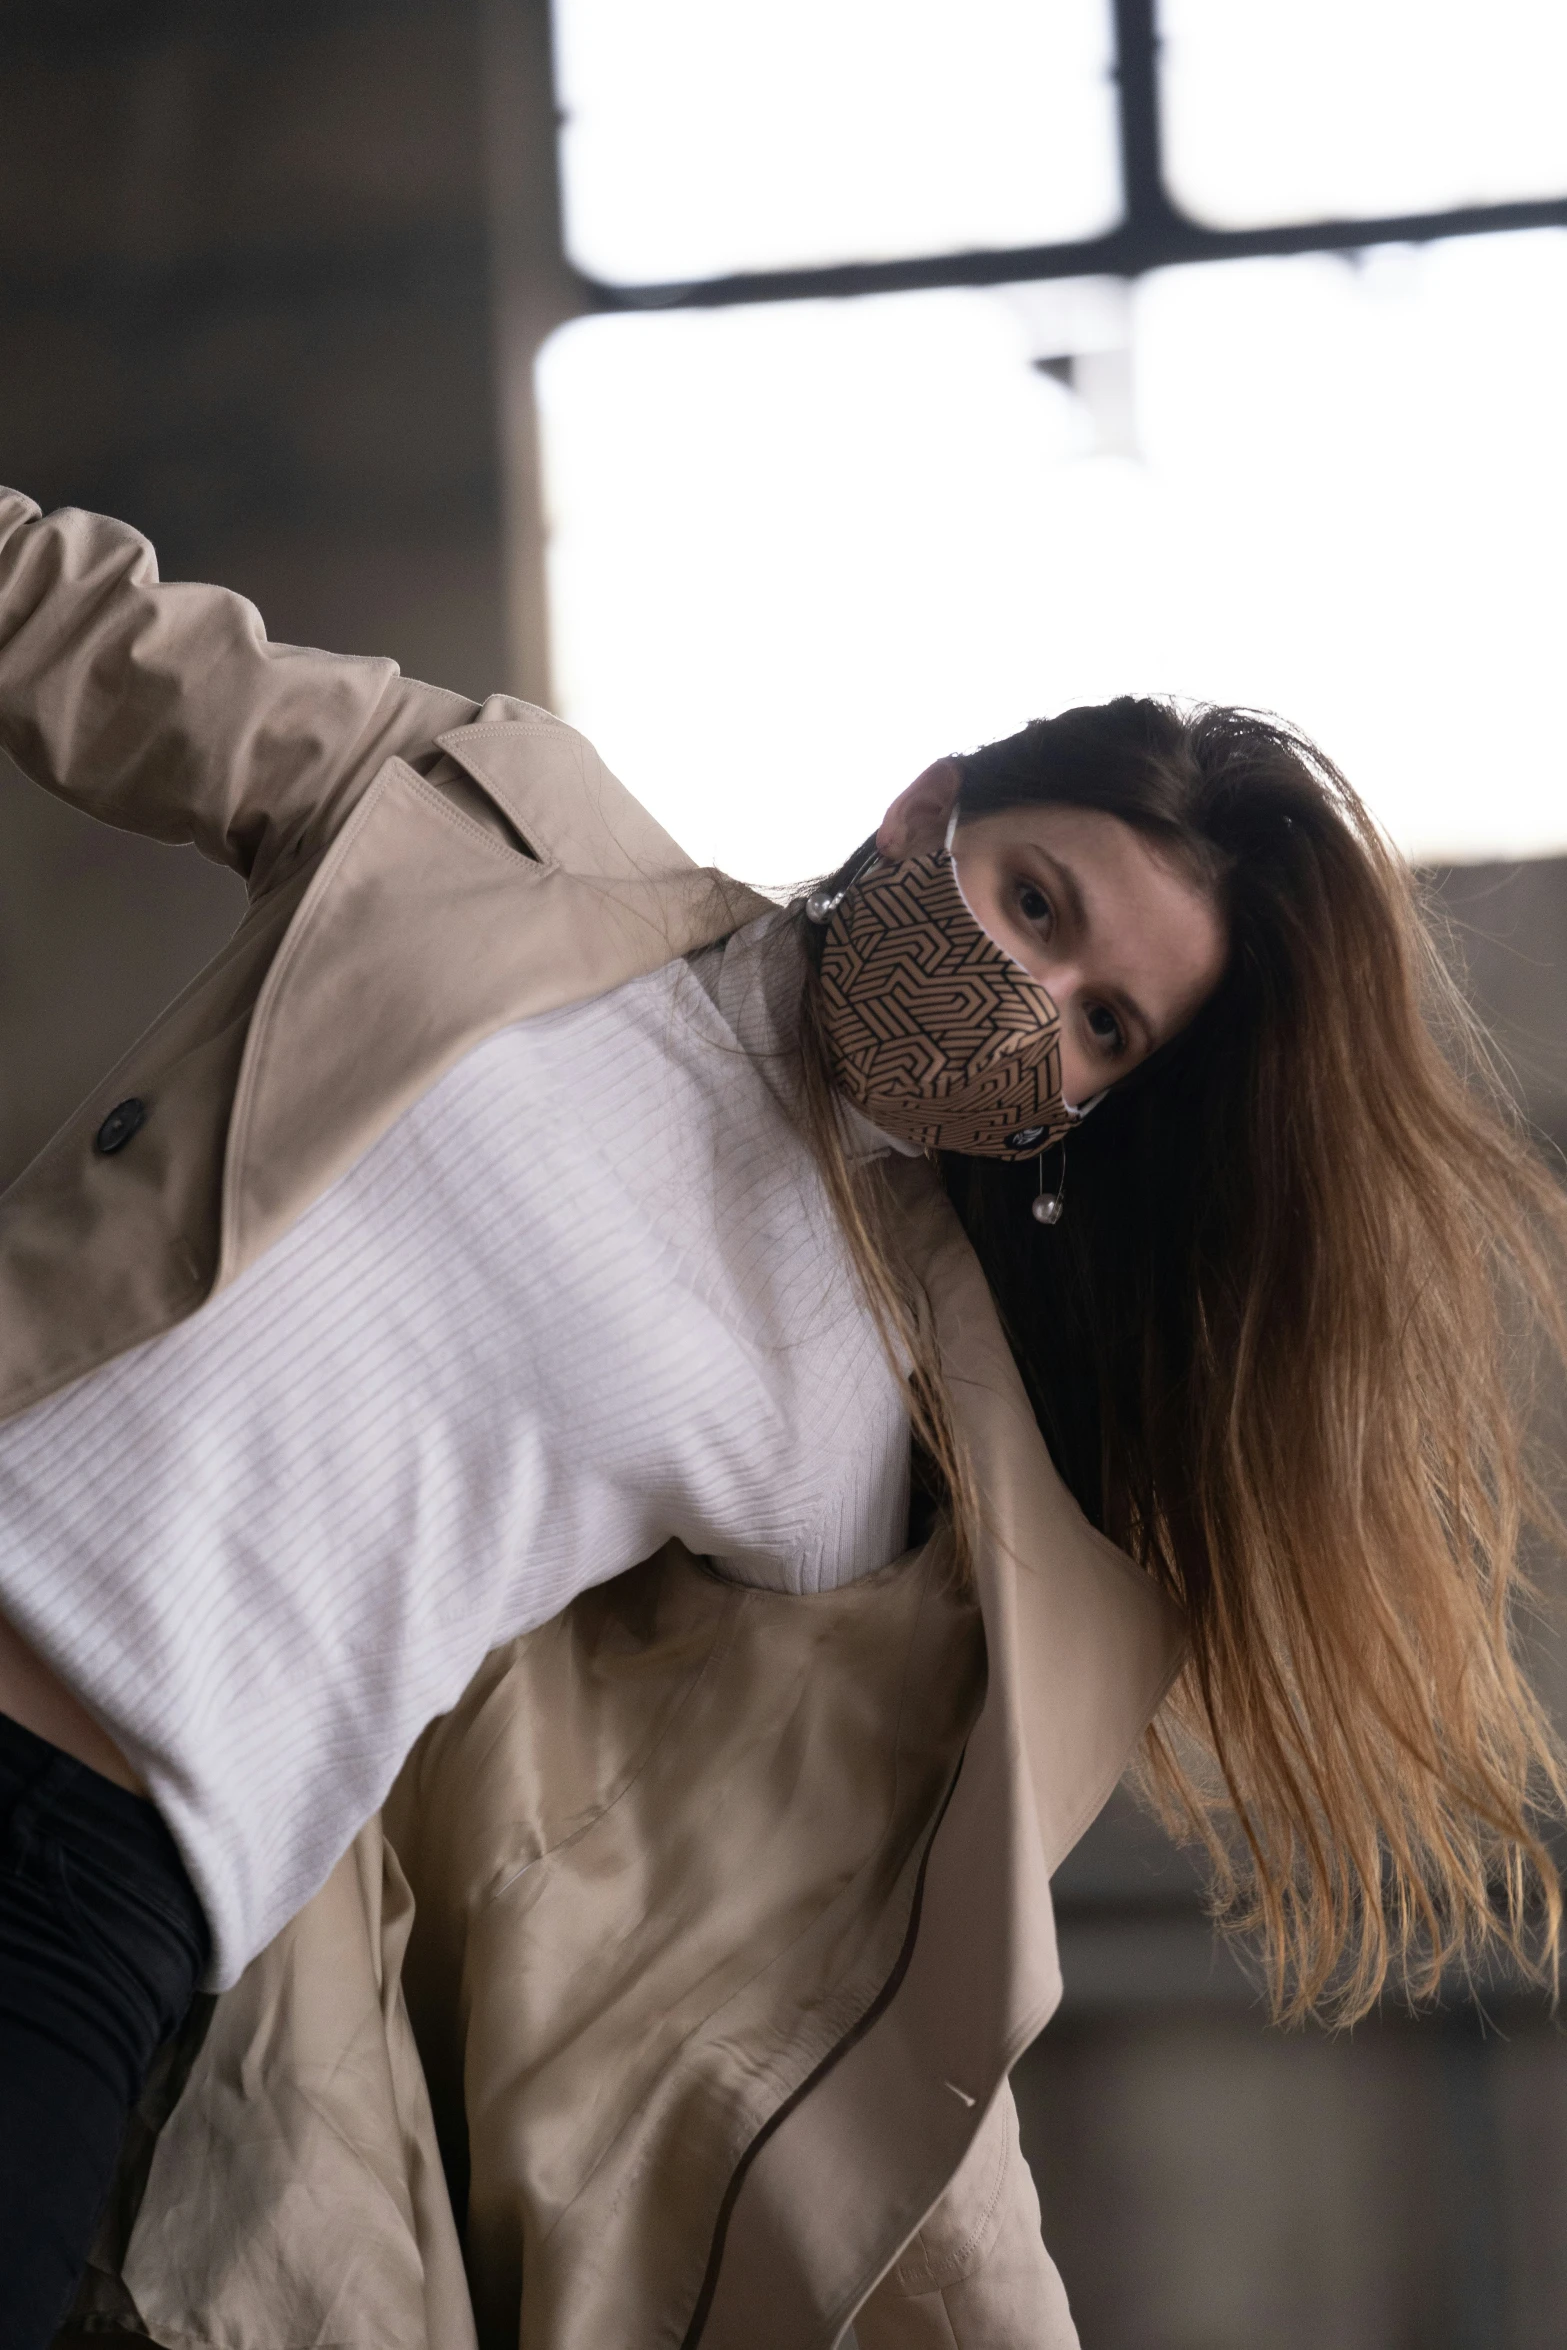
[0,486,479,893]
[853,2085,1078,2350]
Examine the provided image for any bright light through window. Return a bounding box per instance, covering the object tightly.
[1161,0,1567,227]
[538,232,1567,881]
[551,0,1121,283]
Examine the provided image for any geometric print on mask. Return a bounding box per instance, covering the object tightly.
[818,850,1077,1159]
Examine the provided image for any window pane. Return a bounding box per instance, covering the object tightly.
[538,233,1567,878]
[552,0,1120,283]
[1162,0,1567,228]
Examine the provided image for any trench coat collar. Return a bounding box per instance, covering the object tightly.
[219,703,772,1282]
[433,709,699,881]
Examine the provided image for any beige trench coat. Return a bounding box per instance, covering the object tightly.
[0,491,1184,2349]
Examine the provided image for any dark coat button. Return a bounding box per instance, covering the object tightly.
[95,1098,147,1155]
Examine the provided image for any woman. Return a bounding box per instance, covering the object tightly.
[0,486,1561,2349]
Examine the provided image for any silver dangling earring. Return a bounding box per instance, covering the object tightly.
[1032,1148,1065,1226]
[804,877,849,924]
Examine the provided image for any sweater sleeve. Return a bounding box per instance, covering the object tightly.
[0,487,479,894]
[854,2084,1080,2350]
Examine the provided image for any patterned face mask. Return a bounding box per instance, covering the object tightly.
[815,845,1081,1160]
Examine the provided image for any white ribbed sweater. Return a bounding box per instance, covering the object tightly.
[0,916,911,1985]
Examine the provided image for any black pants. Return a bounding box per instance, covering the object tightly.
[0,1712,208,2350]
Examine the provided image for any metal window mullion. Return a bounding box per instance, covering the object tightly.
[559,0,1567,312]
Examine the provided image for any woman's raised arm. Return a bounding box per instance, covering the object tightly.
[0,488,479,893]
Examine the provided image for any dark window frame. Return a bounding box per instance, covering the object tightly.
[565,0,1567,312]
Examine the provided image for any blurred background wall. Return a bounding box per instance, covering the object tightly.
[0,0,515,1176]
[3,5,1565,2346]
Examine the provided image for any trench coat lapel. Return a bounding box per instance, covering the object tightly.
[696,1162,1184,2346]
[218,715,769,1281]
[432,711,697,880]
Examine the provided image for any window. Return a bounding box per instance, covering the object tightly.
[1162,0,1567,228]
[538,2,1567,876]
[553,0,1120,282]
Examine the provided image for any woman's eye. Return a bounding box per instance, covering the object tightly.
[1016,882,1053,932]
[1085,1002,1125,1056]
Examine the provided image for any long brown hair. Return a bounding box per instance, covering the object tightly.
[801,696,1567,2024]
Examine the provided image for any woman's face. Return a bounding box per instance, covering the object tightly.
[878,759,1227,1108]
